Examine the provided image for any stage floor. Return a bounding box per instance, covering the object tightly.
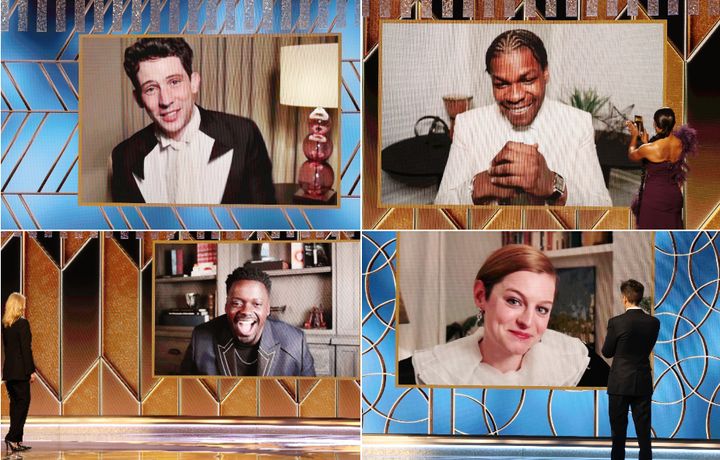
[1,417,360,459]
[2,447,358,459]
[362,436,720,459]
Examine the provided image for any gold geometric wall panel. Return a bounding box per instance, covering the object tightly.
[24,237,60,397]
[28,379,61,416]
[415,209,462,230]
[103,237,140,396]
[0,384,7,416]
[375,209,414,230]
[140,266,156,400]
[219,379,242,401]
[201,378,221,401]
[300,380,337,418]
[593,208,631,229]
[142,378,179,416]
[578,209,608,228]
[485,208,523,229]
[180,379,220,416]
[62,238,100,399]
[1,232,359,420]
[62,364,100,416]
[221,380,258,417]
[259,380,298,418]
[279,378,299,401]
[469,209,500,228]
[338,380,361,419]
[63,234,92,267]
[525,209,573,229]
[101,361,140,416]
[689,13,720,54]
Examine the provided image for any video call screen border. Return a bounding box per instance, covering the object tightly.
[0,4,362,231]
[363,231,720,439]
[77,33,344,209]
[364,19,682,229]
[151,237,360,380]
[392,230,657,390]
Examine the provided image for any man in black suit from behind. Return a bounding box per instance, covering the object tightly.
[602,279,660,460]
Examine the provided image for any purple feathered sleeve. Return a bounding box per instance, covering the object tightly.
[672,125,699,184]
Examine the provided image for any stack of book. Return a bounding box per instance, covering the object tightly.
[501,232,612,251]
[167,248,185,276]
[191,243,217,277]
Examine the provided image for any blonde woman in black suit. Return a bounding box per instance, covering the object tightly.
[2,292,37,454]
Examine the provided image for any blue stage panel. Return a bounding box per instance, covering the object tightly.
[1,0,361,230]
[362,231,720,441]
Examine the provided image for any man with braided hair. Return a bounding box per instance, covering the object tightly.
[435,29,611,207]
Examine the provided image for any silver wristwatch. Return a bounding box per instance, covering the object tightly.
[548,172,566,203]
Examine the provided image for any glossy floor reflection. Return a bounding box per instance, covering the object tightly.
[1,445,359,459]
[363,448,720,459]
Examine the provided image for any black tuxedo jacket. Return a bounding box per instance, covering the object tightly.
[602,308,660,396]
[111,106,276,204]
[2,318,36,381]
[179,315,315,377]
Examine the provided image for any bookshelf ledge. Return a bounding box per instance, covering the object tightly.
[546,244,614,258]
[157,275,217,283]
[266,267,332,276]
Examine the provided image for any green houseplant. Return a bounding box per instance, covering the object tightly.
[567,89,636,185]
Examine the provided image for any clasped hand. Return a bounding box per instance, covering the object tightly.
[472,141,554,203]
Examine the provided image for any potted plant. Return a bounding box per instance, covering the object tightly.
[567,89,636,186]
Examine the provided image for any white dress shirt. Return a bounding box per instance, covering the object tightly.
[412,327,590,386]
[134,106,234,204]
[434,99,612,207]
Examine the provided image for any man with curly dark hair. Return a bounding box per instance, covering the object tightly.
[111,37,276,205]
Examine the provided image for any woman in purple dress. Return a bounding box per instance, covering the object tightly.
[627,108,698,229]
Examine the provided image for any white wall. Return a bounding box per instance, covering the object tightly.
[381,22,664,148]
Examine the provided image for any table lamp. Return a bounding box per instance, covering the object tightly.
[280,43,340,204]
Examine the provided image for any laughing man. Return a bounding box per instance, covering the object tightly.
[180,267,315,376]
[435,29,611,206]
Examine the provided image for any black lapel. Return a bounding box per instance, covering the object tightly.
[213,316,236,376]
[197,106,234,162]
[127,124,160,181]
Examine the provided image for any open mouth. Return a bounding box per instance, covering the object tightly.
[234,316,258,336]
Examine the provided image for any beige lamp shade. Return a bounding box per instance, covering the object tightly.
[280,43,340,109]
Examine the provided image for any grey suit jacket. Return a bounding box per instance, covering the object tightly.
[179,315,315,377]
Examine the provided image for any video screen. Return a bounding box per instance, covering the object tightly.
[396,231,655,388]
[153,239,359,378]
[380,22,664,208]
[79,34,341,207]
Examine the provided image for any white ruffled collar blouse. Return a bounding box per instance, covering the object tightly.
[412,327,590,387]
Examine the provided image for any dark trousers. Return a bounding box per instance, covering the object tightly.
[609,393,652,460]
[4,379,31,443]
